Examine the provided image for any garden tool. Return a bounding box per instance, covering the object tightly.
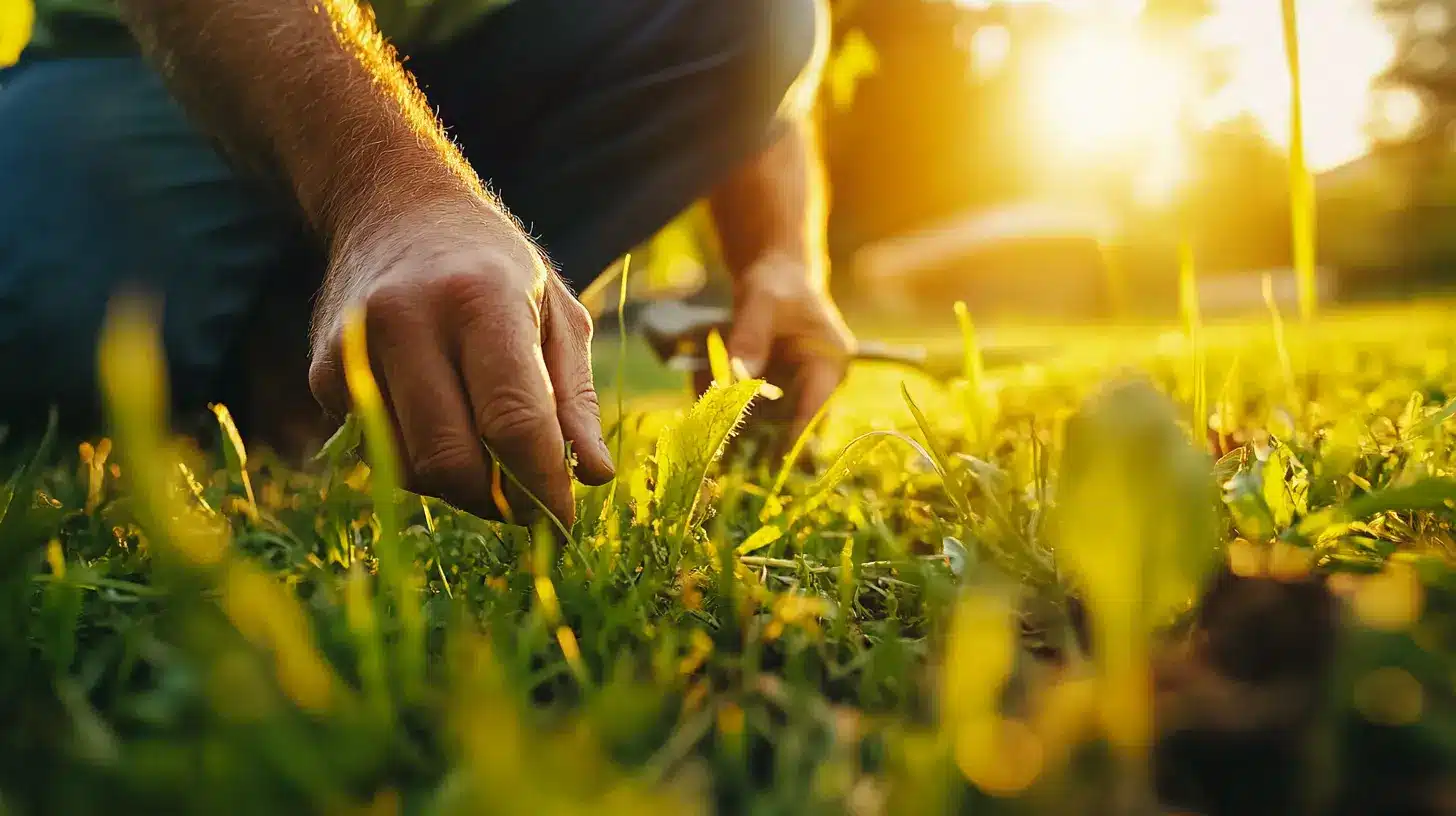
[633,300,956,381]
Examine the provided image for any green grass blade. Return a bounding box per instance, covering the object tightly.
[0,407,57,570]
[344,562,390,725]
[1179,236,1207,449]
[313,413,362,463]
[0,407,58,645]
[210,403,258,522]
[761,393,834,520]
[477,438,576,544]
[1298,477,1456,540]
[100,298,342,714]
[1403,396,1456,442]
[1215,355,1243,445]
[900,383,969,519]
[735,525,784,556]
[787,430,929,526]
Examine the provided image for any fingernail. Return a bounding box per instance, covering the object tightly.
[734,357,767,379]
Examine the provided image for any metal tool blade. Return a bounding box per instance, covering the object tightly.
[635,300,947,380]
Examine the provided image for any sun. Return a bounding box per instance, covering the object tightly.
[1025,25,1189,161]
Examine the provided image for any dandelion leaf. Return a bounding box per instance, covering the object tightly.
[1053,378,1220,634]
[652,379,762,530]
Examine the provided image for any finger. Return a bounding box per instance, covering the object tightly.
[365,290,496,516]
[453,281,576,525]
[372,376,410,479]
[542,287,614,485]
[726,287,776,379]
[789,357,844,443]
[307,350,349,421]
[692,367,714,398]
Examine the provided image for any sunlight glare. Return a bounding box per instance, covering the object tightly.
[1202,0,1395,170]
[970,24,1014,78]
[1026,25,1186,160]
[1370,86,1424,144]
[983,0,1399,172]
[1132,134,1188,206]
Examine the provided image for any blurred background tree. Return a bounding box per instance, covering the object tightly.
[1368,0,1456,282]
[5,0,1447,312]
[820,0,1311,317]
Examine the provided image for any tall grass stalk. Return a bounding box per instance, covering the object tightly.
[953,301,989,442]
[1178,236,1207,450]
[606,255,632,514]
[340,308,423,701]
[1263,272,1298,414]
[762,395,833,521]
[100,299,341,715]
[1098,236,1129,320]
[1282,0,1318,323]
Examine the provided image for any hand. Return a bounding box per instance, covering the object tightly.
[703,252,855,441]
[308,198,613,524]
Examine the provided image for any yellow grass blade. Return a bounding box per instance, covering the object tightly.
[953,301,989,441]
[706,327,733,387]
[210,403,258,522]
[1282,0,1318,322]
[603,255,632,517]
[1179,235,1207,450]
[340,307,424,699]
[99,298,341,714]
[1262,272,1298,413]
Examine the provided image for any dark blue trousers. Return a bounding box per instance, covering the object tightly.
[0,0,820,434]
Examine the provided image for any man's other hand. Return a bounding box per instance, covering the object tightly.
[714,251,854,441]
[308,200,613,524]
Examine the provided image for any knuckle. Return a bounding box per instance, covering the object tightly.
[477,388,546,444]
[362,281,420,326]
[567,382,602,417]
[411,438,481,495]
[437,250,542,299]
[565,298,595,340]
[444,272,542,335]
[307,355,344,409]
[433,270,500,306]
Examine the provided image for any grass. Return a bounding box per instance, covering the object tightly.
[0,301,1454,815]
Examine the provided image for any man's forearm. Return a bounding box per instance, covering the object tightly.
[117,0,486,249]
[708,120,829,286]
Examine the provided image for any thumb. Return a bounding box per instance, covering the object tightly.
[726,288,775,380]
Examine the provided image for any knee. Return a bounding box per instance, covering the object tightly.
[742,0,828,120]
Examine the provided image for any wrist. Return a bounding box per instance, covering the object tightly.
[316,190,539,327]
[318,154,484,255]
[739,245,830,293]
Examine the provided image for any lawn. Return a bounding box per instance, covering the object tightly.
[0,301,1453,815]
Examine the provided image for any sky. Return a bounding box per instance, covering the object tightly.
[1202,0,1401,171]
[959,0,1406,171]
[3,0,1405,173]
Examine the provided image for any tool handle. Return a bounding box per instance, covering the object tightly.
[853,340,930,368]
[666,339,932,376]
